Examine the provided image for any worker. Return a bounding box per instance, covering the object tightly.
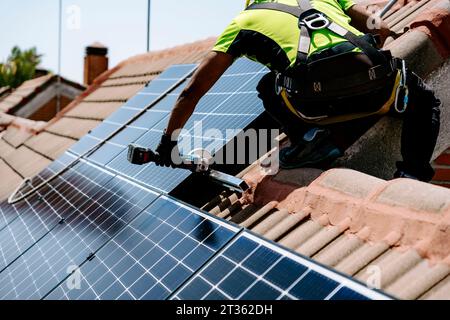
[155,0,441,182]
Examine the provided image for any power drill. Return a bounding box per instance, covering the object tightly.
[127,144,157,165]
[127,144,210,173]
[127,144,250,192]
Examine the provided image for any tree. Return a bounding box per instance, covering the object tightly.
[0,46,43,88]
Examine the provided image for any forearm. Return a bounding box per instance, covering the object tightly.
[163,51,233,137]
[165,92,199,136]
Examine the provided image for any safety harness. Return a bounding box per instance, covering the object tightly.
[246,0,408,124]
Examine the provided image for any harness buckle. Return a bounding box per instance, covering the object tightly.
[300,12,330,31]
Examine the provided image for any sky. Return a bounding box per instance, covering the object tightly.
[0,0,244,83]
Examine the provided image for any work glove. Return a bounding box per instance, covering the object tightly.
[155,130,179,167]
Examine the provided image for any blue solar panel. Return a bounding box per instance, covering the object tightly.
[81,58,268,193]
[0,59,391,301]
[103,108,142,126]
[45,197,239,300]
[68,64,198,158]
[124,64,197,110]
[0,161,158,299]
[0,153,75,232]
[0,162,115,274]
[171,232,389,300]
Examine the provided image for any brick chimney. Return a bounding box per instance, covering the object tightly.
[84,42,108,86]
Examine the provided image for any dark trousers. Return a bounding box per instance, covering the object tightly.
[257,71,441,182]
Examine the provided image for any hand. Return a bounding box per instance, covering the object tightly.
[155,131,179,167]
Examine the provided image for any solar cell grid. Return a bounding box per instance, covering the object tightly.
[172,232,389,300]
[69,135,101,156]
[103,107,141,126]
[45,196,238,300]
[0,59,390,301]
[0,154,76,232]
[0,161,158,299]
[0,161,113,271]
[83,59,268,193]
[124,64,197,110]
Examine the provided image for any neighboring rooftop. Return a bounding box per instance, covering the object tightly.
[0,86,11,101]
[0,73,85,121]
[0,38,215,201]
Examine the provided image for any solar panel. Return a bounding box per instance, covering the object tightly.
[171,232,389,300]
[0,157,118,273]
[68,64,198,158]
[80,58,269,193]
[0,153,75,232]
[0,59,391,301]
[45,196,239,300]
[0,161,159,299]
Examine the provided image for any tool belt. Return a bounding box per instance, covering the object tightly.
[247,0,405,125]
[277,48,402,124]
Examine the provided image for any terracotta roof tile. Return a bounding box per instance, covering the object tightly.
[0,159,23,201]
[0,112,14,124]
[0,74,84,116]
[206,162,450,299]
[2,145,51,177]
[24,132,75,160]
[0,136,17,158]
[108,38,214,78]
[45,118,100,139]
[101,75,157,87]
[1,126,33,148]
[0,86,11,99]
[65,102,124,120]
[83,84,144,102]
[0,74,54,113]
[420,275,450,299]
[0,38,214,203]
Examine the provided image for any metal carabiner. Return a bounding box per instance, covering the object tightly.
[394,60,409,114]
[395,85,409,114]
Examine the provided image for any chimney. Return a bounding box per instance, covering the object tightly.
[84,42,108,86]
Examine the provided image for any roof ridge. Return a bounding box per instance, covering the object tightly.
[107,71,161,80]
[100,81,150,88]
[113,37,215,69]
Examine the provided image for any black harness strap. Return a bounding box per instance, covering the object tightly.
[246,0,387,66]
[278,63,395,96]
[246,2,302,17]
